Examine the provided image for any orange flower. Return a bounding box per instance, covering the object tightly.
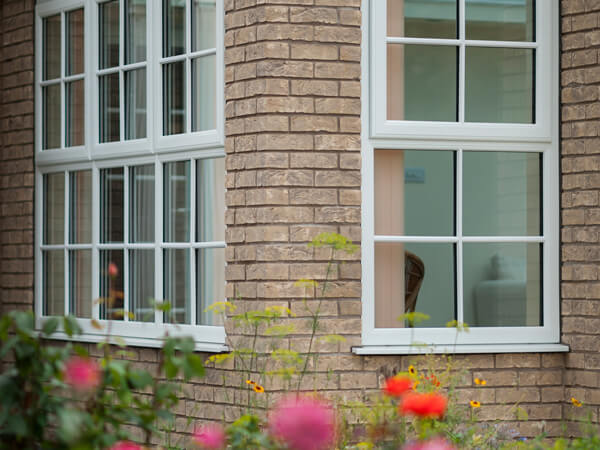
[571,397,582,407]
[426,374,441,387]
[470,400,481,408]
[408,365,417,376]
[474,378,487,386]
[399,392,448,419]
[253,384,265,393]
[246,379,256,385]
[383,376,413,397]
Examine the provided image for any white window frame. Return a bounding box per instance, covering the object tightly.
[357,0,567,354]
[34,0,226,351]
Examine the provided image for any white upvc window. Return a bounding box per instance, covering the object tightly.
[358,0,567,354]
[35,0,226,351]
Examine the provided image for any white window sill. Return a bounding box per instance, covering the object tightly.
[41,331,229,353]
[352,343,570,355]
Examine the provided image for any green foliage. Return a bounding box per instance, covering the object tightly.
[0,310,205,449]
[227,415,276,450]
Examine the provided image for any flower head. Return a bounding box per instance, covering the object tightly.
[253,384,265,393]
[383,376,413,397]
[571,397,583,407]
[108,262,119,278]
[474,378,487,386]
[63,356,101,392]
[246,379,256,385]
[400,392,448,419]
[269,395,335,450]
[109,441,143,450]
[402,438,456,450]
[469,400,481,408]
[192,424,226,449]
[408,365,417,376]
[426,374,441,388]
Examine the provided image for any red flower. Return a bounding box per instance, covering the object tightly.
[269,395,335,450]
[402,438,456,450]
[63,356,101,392]
[399,392,448,419]
[383,376,413,397]
[426,374,441,387]
[108,262,119,278]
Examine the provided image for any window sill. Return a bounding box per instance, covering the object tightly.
[352,343,570,355]
[40,331,229,353]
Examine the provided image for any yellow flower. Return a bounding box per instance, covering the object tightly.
[474,378,487,386]
[246,379,256,385]
[470,400,481,408]
[253,384,265,393]
[571,397,582,407]
[408,365,417,376]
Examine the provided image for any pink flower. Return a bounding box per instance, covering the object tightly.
[109,441,143,450]
[192,424,226,449]
[63,356,101,392]
[269,395,335,450]
[108,262,119,278]
[403,438,456,450]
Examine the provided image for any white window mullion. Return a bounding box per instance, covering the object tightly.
[155,158,163,325]
[92,165,100,320]
[458,0,465,124]
[456,149,463,324]
[119,0,125,142]
[123,165,130,321]
[190,158,197,325]
[185,0,191,134]
[60,11,66,149]
[63,170,70,316]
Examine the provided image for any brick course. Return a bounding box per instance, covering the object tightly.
[0,0,35,315]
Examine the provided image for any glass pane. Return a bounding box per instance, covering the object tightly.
[197,248,225,325]
[125,68,147,139]
[192,55,216,132]
[375,150,454,237]
[125,0,146,64]
[99,0,120,69]
[43,14,61,80]
[66,80,85,147]
[387,0,457,39]
[465,47,534,124]
[192,0,216,51]
[163,0,185,57]
[43,84,61,150]
[164,161,190,242]
[375,242,455,328]
[197,157,225,242]
[387,44,457,121]
[130,249,154,322]
[164,249,190,324]
[69,170,92,243]
[100,250,124,320]
[44,173,65,245]
[163,61,186,135]
[130,165,155,242]
[100,73,120,142]
[463,152,541,236]
[44,250,65,316]
[463,243,541,327]
[466,0,534,42]
[100,168,124,243]
[70,250,92,318]
[66,8,84,75]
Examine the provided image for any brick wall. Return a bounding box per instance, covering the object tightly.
[560,0,600,432]
[0,0,35,315]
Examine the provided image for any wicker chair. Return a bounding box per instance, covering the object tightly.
[404,251,425,313]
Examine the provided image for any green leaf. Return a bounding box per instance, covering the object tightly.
[42,317,60,336]
[128,370,153,389]
[183,354,205,379]
[63,315,82,337]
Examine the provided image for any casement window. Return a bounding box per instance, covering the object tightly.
[35,0,226,351]
[358,0,566,353]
